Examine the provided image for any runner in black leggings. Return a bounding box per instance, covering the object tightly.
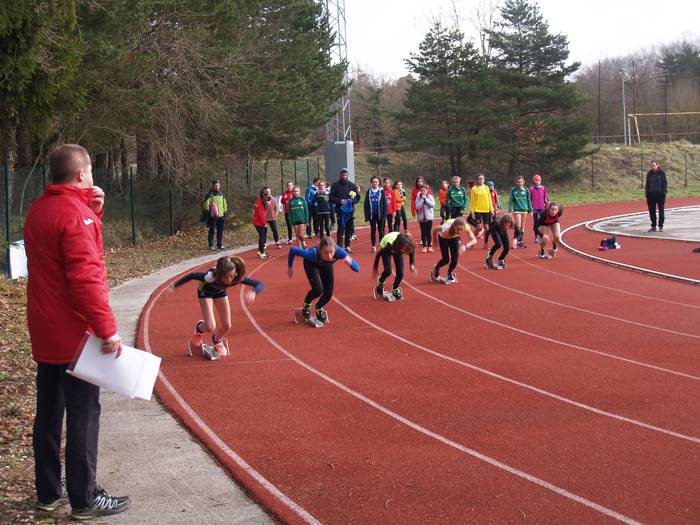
[373,232,416,300]
[430,217,476,284]
[486,214,513,270]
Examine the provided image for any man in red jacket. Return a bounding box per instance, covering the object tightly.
[24,144,130,519]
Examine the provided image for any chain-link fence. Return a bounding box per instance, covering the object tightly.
[1,157,324,273]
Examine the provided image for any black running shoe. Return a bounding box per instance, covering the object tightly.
[375,282,384,297]
[70,486,130,520]
[485,256,496,269]
[392,287,404,300]
[302,303,311,321]
[36,487,68,512]
[315,307,328,324]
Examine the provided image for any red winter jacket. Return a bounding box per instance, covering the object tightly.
[253,198,267,227]
[24,184,117,364]
[281,190,294,213]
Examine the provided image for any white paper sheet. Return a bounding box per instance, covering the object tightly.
[68,334,161,400]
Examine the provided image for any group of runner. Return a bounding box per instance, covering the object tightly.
[176,170,564,354]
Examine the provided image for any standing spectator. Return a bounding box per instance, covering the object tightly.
[314,180,332,238]
[203,179,228,251]
[415,184,436,252]
[529,173,548,243]
[305,177,320,238]
[383,177,396,232]
[264,187,282,249]
[253,187,270,258]
[24,144,130,520]
[645,160,668,232]
[410,176,431,218]
[364,176,388,253]
[393,181,408,233]
[438,180,449,224]
[446,176,467,219]
[281,181,295,244]
[329,168,360,252]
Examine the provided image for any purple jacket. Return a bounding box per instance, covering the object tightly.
[529,184,548,210]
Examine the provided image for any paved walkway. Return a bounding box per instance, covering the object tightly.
[590,205,700,242]
[96,247,273,525]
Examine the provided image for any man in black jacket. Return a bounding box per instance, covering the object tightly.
[645,161,668,232]
[329,168,360,251]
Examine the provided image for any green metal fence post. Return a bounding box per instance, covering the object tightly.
[4,162,9,247]
[640,152,644,188]
[225,165,229,193]
[684,150,688,188]
[42,164,47,190]
[168,181,174,235]
[306,158,310,186]
[591,154,594,190]
[376,151,380,179]
[129,167,136,246]
[317,157,321,179]
[293,160,297,185]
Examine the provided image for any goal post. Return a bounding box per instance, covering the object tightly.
[627,112,700,144]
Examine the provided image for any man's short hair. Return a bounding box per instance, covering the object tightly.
[49,144,90,184]
[212,179,220,185]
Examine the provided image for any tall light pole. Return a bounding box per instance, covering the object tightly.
[620,69,627,146]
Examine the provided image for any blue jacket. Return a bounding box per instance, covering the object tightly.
[364,187,387,221]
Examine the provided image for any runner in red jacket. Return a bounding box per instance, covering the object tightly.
[24,144,129,519]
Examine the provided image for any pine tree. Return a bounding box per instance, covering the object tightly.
[486,0,591,178]
[399,22,496,178]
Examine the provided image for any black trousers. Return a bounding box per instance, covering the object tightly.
[394,208,408,231]
[306,208,319,237]
[646,193,666,228]
[284,212,292,241]
[34,363,100,509]
[386,213,394,232]
[303,260,334,308]
[488,227,510,261]
[440,206,448,223]
[379,250,404,290]
[267,220,279,244]
[255,225,267,252]
[435,236,460,276]
[532,210,544,238]
[317,213,331,237]
[449,207,464,219]
[369,216,386,246]
[419,220,432,247]
[207,217,225,248]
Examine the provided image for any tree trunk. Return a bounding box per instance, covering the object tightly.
[136,134,154,179]
[16,118,33,169]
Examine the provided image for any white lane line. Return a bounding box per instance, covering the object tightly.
[143,263,323,525]
[240,285,643,524]
[510,252,700,310]
[559,221,700,286]
[332,297,700,444]
[457,263,700,340]
[400,279,700,382]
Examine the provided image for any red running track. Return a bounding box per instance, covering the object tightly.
[560,197,700,282]
[139,199,700,525]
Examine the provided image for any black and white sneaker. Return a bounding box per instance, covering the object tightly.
[430,271,441,283]
[302,303,311,321]
[445,273,457,284]
[496,260,506,270]
[36,487,68,512]
[70,486,130,520]
[485,256,496,269]
[392,287,404,300]
[315,307,328,324]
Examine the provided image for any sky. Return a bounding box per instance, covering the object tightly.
[344,0,700,79]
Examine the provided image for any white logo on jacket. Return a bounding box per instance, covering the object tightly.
[83,218,94,226]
